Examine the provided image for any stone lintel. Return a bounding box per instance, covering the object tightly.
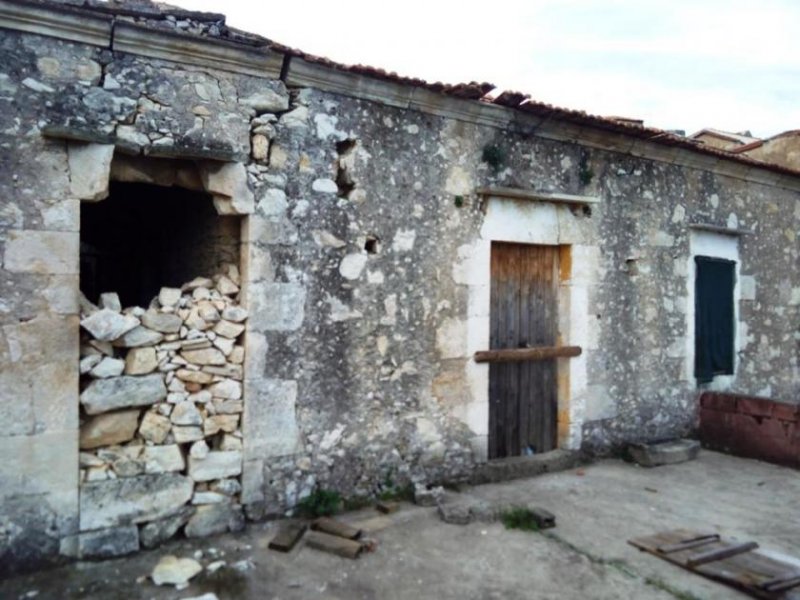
[41,124,115,146]
[688,223,753,237]
[145,140,243,164]
[477,187,601,206]
[0,0,112,47]
[112,21,283,79]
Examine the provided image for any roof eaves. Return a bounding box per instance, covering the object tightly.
[11,0,800,183]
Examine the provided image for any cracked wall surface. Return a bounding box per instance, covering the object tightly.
[1,17,799,574]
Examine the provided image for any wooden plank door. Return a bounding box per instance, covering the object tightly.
[489,242,559,459]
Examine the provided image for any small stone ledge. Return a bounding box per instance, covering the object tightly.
[627,439,700,468]
[41,124,114,145]
[476,187,601,206]
[42,125,245,165]
[112,21,283,79]
[470,449,582,485]
[689,222,753,236]
[0,0,112,47]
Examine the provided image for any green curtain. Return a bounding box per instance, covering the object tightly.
[694,256,735,383]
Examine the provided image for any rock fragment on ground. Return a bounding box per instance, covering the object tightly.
[151,555,202,587]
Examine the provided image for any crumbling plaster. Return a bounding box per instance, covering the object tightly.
[0,13,799,574]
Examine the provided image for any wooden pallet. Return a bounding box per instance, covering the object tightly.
[629,529,800,599]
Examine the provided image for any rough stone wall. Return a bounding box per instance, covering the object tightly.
[0,30,82,575]
[256,86,800,471]
[0,28,274,573]
[1,19,799,572]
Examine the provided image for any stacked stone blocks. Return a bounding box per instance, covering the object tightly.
[68,265,247,557]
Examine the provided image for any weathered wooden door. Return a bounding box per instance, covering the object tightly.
[489,242,559,459]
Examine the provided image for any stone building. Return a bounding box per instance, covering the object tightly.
[688,128,760,151]
[733,130,800,172]
[1,0,799,574]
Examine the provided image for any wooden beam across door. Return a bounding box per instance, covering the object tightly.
[474,345,582,363]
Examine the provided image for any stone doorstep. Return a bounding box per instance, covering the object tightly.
[470,449,583,485]
[627,438,701,468]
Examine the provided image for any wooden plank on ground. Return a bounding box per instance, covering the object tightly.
[687,541,759,567]
[305,530,363,559]
[311,517,362,540]
[658,534,720,554]
[376,501,399,514]
[268,522,307,553]
[629,529,800,599]
[761,572,800,593]
[529,507,556,529]
[348,515,394,534]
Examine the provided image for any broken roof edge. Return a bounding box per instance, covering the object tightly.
[4,0,800,189]
[688,128,760,145]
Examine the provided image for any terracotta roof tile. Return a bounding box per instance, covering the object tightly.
[27,0,800,179]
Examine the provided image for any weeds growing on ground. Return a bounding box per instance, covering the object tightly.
[297,489,341,517]
[500,507,540,532]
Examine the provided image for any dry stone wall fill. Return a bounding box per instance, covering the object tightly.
[77,264,247,551]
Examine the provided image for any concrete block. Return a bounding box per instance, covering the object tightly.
[437,502,472,525]
[737,397,773,418]
[699,392,738,413]
[628,439,700,467]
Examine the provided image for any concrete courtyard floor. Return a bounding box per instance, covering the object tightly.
[6,450,800,600]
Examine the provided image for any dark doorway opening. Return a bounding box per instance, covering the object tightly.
[80,182,241,308]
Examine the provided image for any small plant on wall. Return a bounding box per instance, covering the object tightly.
[482,144,507,174]
[578,153,594,185]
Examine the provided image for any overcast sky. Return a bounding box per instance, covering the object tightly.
[174,0,800,138]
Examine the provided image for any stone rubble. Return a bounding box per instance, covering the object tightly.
[77,265,247,555]
[151,555,203,587]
